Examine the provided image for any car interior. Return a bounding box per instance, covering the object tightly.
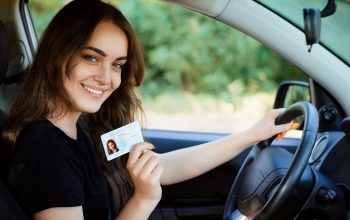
[1,0,350,220]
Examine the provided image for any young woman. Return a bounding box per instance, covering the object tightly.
[1,0,293,219]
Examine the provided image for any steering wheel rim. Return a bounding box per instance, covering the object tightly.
[223,101,319,220]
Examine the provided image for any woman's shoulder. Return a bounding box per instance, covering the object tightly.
[18,119,68,143]
[14,119,77,158]
[21,119,56,133]
[8,121,87,215]
[10,119,83,182]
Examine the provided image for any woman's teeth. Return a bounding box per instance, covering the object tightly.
[83,84,103,95]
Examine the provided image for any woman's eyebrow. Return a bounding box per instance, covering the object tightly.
[84,46,127,61]
[115,56,127,62]
[85,46,106,57]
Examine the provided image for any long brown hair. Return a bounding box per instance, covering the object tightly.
[2,0,144,215]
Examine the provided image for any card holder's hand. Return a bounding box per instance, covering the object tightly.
[127,142,163,207]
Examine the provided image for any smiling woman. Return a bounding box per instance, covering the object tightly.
[2,0,146,218]
[2,0,350,219]
[0,0,294,220]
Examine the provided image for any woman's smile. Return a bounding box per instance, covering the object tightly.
[81,83,104,97]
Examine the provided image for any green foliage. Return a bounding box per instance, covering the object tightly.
[29,0,66,37]
[116,0,307,99]
[284,85,310,107]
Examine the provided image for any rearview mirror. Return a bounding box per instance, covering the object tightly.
[303,8,321,50]
[303,0,336,52]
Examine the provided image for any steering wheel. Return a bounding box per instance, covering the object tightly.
[223,101,319,220]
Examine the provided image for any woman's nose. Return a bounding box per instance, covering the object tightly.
[94,65,111,84]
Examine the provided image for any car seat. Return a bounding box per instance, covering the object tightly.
[0,19,29,220]
[0,19,9,84]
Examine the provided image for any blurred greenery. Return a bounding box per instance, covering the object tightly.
[29,0,65,36]
[284,85,310,108]
[29,0,307,111]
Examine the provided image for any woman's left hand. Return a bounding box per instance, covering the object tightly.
[247,108,293,143]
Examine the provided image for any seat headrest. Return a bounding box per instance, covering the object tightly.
[0,20,9,84]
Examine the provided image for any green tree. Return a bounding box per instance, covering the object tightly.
[117,0,306,99]
[29,0,66,37]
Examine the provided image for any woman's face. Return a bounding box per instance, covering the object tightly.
[108,141,116,150]
[63,20,128,113]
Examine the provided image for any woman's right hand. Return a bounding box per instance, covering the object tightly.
[127,142,163,208]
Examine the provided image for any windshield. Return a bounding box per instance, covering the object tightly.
[256,0,350,66]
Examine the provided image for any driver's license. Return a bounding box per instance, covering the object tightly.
[100,121,144,161]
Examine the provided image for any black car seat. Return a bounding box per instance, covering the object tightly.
[0,19,9,84]
[0,19,29,220]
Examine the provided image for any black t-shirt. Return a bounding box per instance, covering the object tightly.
[8,119,112,220]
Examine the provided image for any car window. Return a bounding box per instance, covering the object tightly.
[256,0,350,66]
[29,0,308,133]
[29,1,66,37]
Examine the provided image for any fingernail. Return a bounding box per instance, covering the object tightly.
[290,123,299,130]
[276,131,286,142]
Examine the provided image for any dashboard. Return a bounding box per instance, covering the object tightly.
[294,116,350,219]
[310,116,350,187]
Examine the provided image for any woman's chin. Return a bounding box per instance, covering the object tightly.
[79,104,103,114]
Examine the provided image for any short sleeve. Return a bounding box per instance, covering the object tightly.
[9,124,85,214]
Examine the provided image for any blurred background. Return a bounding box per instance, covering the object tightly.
[29,0,307,133]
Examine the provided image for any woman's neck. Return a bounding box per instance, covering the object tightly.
[47,111,81,140]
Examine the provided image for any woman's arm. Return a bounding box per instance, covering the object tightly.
[32,199,157,220]
[34,207,84,220]
[116,194,158,220]
[159,109,293,185]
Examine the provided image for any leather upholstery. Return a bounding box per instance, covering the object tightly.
[0,20,9,84]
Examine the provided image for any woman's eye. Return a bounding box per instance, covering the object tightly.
[112,63,124,71]
[84,55,97,62]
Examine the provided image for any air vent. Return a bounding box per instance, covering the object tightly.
[309,133,328,164]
